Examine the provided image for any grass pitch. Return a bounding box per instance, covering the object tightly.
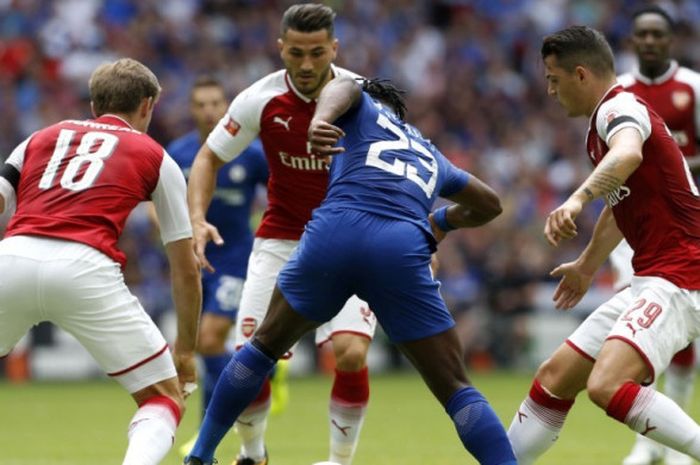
[0,370,662,465]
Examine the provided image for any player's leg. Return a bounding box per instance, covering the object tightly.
[0,238,42,367]
[587,277,700,461]
[230,239,295,465]
[663,344,695,465]
[198,274,244,416]
[507,342,590,465]
[355,217,515,465]
[623,342,695,465]
[317,296,376,465]
[396,328,517,465]
[42,240,185,465]
[188,285,321,464]
[509,286,634,464]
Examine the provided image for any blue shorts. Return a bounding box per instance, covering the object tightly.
[278,208,454,343]
[202,272,245,320]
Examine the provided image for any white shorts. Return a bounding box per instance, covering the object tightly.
[0,236,176,393]
[567,275,700,384]
[234,238,377,353]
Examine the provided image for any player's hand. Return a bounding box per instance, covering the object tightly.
[308,119,345,158]
[428,213,447,244]
[172,350,197,399]
[192,219,223,273]
[544,197,584,246]
[550,261,593,310]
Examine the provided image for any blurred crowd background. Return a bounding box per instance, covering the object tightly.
[2,0,700,376]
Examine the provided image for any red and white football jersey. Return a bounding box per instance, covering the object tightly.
[207,65,361,240]
[587,85,700,289]
[618,61,700,158]
[0,115,191,267]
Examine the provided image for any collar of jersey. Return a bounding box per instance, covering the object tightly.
[97,114,135,129]
[632,60,679,85]
[285,64,339,103]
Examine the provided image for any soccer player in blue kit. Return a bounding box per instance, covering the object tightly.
[185,76,517,465]
[167,76,268,426]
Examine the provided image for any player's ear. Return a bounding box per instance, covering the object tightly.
[90,101,97,118]
[277,37,284,54]
[331,37,338,58]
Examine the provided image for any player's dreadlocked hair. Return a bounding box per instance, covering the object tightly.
[360,78,407,121]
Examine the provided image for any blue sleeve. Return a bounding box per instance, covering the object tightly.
[250,140,269,185]
[437,151,470,197]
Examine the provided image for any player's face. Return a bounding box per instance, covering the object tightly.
[190,86,228,135]
[632,13,672,69]
[544,55,588,117]
[278,28,338,99]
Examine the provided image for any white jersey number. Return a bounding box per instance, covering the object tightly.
[366,114,437,197]
[39,129,118,192]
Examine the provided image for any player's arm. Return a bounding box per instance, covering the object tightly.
[308,75,362,156]
[152,155,202,390]
[188,144,227,272]
[544,127,643,246]
[0,164,17,215]
[0,137,30,224]
[550,206,623,309]
[429,174,502,243]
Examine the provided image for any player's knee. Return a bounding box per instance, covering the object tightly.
[197,330,226,355]
[586,373,618,409]
[333,339,369,372]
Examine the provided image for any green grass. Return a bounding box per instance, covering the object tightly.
[0,371,664,465]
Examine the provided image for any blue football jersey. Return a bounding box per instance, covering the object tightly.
[322,92,469,239]
[167,131,268,276]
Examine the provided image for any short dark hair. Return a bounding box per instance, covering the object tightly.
[361,78,407,121]
[280,3,335,37]
[89,58,161,116]
[190,75,225,100]
[541,26,615,77]
[632,5,675,30]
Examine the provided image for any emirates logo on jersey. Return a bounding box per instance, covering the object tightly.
[672,90,691,110]
[606,185,631,207]
[224,114,241,136]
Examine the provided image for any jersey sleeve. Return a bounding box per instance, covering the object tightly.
[206,86,262,163]
[597,93,652,145]
[151,152,193,244]
[0,135,32,209]
[436,150,470,197]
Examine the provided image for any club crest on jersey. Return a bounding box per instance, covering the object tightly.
[241,317,257,338]
[672,90,691,110]
[224,115,241,136]
[606,185,631,207]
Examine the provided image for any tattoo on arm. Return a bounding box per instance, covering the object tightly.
[581,154,623,198]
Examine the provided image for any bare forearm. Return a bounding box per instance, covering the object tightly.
[445,203,501,228]
[572,149,641,205]
[188,148,221,223]
[313,76,362,123]
[171,271,202,353]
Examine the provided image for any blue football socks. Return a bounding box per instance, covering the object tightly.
[188,342,276,462]
[202,352,232,417]
[446,386,518,465]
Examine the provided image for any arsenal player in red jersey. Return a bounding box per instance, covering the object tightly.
[505,26,700,465]
[612,7,700,465]
[186,4,375,465]
[0,58,202,465]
